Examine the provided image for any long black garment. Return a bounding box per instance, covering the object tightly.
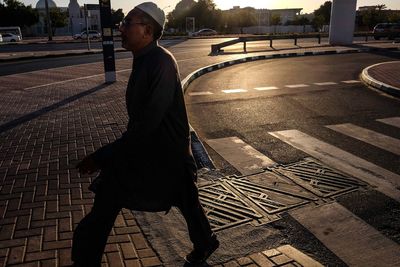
[91,41,196,211]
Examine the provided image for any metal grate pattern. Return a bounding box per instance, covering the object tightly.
[228,179,311,215]
[198,158,365,231]
[273,158,365,197]
[199,182,263,231]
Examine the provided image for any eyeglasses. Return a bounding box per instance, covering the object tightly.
[120,18,147,28]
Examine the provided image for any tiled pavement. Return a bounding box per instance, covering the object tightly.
[1,41,400,266]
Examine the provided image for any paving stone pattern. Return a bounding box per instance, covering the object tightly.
[0,73,164,266]
[368,62,400,89]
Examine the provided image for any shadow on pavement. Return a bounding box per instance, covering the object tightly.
[0,83,110,134]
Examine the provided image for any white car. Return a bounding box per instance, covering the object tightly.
[192,28,218,37]
[1,33,21,42]
[0,34,3,43]
[73,30,101,40]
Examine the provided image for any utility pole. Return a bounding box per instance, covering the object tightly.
[84,4,91,51]
[99,0,116,83]
[44,0,53,41]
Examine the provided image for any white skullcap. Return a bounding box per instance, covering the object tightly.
[135,2,165,29]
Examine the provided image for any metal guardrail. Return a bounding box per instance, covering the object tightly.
[211,32,376,54]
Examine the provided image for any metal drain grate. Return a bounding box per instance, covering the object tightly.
[198,158,365,231]
[199,182,263,231]
[227,179,311,215]
[273,158,365,197]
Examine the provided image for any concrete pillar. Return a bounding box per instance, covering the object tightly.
[329,0,357,45]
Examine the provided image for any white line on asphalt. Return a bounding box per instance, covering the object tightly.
[222,89,248,94]
[20,57,199,91]
[268,129,400,201]
[285,84,309,88]
[377,117,400,128]
[205,136,276,175]
[188,91,213,96]
[23,69,131,90]
[341,80,361,84]
[254,86,279,91]
[314,82,338,86]
[290,202,400,267]
[326,123,400,155]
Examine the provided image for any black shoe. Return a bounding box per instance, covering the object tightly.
[184,235,219,265]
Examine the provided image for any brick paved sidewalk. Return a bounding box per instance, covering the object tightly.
[366,61,400,89]
[2,40,399,266]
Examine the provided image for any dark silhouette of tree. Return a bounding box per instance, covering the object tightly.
[45,7,67,35]
[111,8,124,28]
[358,5,388,29]
[314,1,332,24]
[0,0,39,27]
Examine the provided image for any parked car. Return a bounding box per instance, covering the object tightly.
[73,30,101,40]
[373,23,400,40]
[1,33,21,42]
[0,34,3,43]
[192,28,217,37]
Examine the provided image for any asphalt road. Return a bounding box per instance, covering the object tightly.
[186,52,400,174]
[184,51,400,264]
[0,36,386,76]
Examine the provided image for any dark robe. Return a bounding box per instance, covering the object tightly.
[91,41,196,212]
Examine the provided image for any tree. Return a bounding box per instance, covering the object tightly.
[46,7,67,35]
[359,5,388,29]
[166,0,196,30]
[286,16,310,32]
[314,1,332,24]
[311,14,325,32]
[223,7,256,34]
[270,14,281,33]
[166,0,222,32]
[0,0,39,27]
[111,8,124,28]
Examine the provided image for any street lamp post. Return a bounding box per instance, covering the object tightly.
[44,0,53,41]
[85,5,91,51]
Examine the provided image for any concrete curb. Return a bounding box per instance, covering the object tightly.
[361,61,400,97]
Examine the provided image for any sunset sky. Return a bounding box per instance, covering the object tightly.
[16,0,400,15]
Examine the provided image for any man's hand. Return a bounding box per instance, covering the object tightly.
[76,155,99,174]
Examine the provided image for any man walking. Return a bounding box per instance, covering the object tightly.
[72,2,219,266]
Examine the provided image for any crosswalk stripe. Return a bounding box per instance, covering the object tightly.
[290,202,400,266]
[341,80,360,84]
[222,89,247,94]
[377,117,400,128]
[326,123,400,155]
[268,130,400,201]
[285,84,309,88]
[205,136,276,175]
[188,91,213,96]
[254,86,279,91]
[314,82,337,86]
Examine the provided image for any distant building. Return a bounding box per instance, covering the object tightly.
[28,0,101,36]
[227,6,302,26]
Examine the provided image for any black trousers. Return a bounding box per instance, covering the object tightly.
[71,178,213,266]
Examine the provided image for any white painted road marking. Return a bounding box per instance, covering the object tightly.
[188,91,213,96]
[341,80,361,84]
[268,129,400,201]
[290,202,400,267]
[254,86,279,91]
[377,117,400,128]
[205,136,276,175]
[314,82,337,86]
[222,89,248,94]
[285,84,309,88]
[327,123,400,155]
